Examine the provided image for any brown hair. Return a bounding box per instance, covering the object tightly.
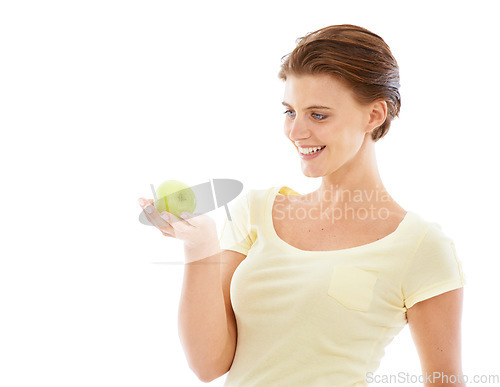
[278,24,401,142]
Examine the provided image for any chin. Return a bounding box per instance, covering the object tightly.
[301,162,343,178]
[301,168,325,178]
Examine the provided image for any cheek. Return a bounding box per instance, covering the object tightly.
[323,126,358,154]
[283,121,291,137]
[339,129,366,157]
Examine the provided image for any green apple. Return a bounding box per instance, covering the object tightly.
[154,180,197,218]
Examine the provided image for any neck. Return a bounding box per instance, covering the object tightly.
[312,133,393,210]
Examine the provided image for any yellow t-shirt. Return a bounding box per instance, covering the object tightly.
[218,186,466,387]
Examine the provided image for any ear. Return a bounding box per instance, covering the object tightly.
[365,99,387,133]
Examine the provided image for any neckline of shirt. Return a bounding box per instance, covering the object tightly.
[265,185,414,254]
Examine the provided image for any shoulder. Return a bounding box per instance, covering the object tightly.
[401,210,449,240]
[397,211,462,270]
[230,186,279,217]
[407,211,455,245]
[244,185,295,204]
[404,211,464,279]
[236,185,300,220]
[236,186,275,207]
[401,212,466,308]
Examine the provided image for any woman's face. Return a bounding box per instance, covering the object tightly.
[283,73,383,178]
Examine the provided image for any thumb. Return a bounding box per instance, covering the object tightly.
[179,212,194,220]
[160,211,184,225]
[176,212,197,227]
[166,212,193,234]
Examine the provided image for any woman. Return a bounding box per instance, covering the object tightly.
[138,24,466,386]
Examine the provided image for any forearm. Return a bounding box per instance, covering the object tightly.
[177,245,230,380]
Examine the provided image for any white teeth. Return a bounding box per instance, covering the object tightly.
[299,146,325,155]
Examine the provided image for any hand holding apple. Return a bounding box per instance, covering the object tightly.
[138,179,219,262]
[166,211,220,263]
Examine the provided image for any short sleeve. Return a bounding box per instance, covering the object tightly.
[219,190,254,256]
[402,223,466,309]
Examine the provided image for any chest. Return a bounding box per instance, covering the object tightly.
[271,198,404,252]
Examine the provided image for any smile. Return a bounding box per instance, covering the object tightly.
[298,145,326,160]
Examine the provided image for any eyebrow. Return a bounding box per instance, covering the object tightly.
[282,101,332,110]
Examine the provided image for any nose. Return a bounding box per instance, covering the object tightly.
[285,115,310,143]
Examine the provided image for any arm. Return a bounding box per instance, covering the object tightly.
[406,287,465,386]
[137,198,246,381]
[177,248,245,382]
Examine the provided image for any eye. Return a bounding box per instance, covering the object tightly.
[312,113,327,120]
[283,109,295,118]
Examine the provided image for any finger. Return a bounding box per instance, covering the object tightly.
[140,201,175,235]
[164,211,194,233]
[178,212,195,224]
[138,197,154,206]
[138,197,153,214]
[183,212,205,227]
[160,229,175,238]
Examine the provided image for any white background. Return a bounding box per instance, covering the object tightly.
[1,0,499,386]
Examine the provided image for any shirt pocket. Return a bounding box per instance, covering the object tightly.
[327,266,379,312]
